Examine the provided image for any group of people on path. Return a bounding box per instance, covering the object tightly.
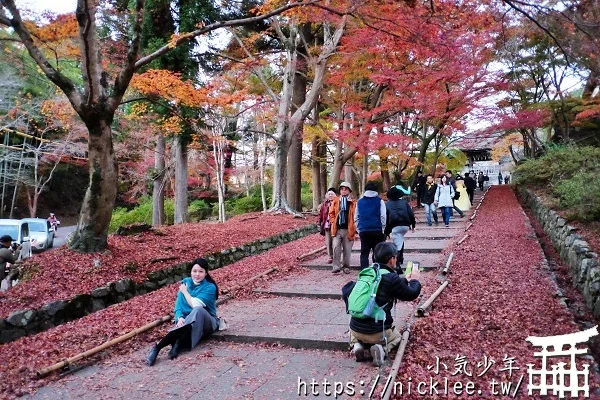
[318,170,474,275]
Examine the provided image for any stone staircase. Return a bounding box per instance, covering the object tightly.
[212,194,482,352]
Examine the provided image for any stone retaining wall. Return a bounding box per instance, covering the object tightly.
[518,187,600,317]
[0,225,317,343]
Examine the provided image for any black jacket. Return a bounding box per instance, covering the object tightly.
[385,199,415,235]
[421,183,438,204]
[464,177,476,191]
[342,264,421,334]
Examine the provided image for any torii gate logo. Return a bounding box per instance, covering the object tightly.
[526,326,598,398]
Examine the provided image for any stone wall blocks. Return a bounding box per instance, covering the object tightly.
[91,286,110,298]
[41,300,68,317]
[7,309,38,327]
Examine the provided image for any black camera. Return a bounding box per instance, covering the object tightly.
[11,242,18,250]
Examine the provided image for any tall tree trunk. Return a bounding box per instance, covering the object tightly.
[271,133,293,210]
[69,119,118,252]
[270,16,347,214]
[362,154,368,193]
[152,133,165,226]
[344,153,355,187]
[329,140,344,188]
[379,153,391,191]
[173,136,188,224]
[319,141,327,199]
[311,136,322,210]
[286,55,307,211]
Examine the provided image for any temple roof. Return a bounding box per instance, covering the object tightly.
[453,134,503,152]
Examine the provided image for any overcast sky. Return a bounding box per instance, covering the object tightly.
[18,0,75,15]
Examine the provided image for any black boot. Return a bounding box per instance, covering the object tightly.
[146,345,160,366]
[396,252,404,275]
[168,340,181,360]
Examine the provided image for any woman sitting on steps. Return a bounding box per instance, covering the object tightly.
[146,258,220,366]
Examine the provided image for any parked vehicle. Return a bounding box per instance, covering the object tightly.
[21,218,54,252]
[0,219,32,260]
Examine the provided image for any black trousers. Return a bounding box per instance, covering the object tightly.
[466,189,474,204]
[157,324,192,351]
[359,231,385,268]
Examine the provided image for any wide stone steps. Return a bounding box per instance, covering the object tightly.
[212,296,414,351]
[209,194,482,352]
[302,252,444,271]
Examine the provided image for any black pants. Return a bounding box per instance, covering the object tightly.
[478,181,484,191]
[157,325,192,351]
[359,231,385,268]
[467,189,474,204]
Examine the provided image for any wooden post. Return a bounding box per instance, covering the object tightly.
[381,330,410,400]
[37,315,173,377]
[296,246,326,261]
[442,252,454,275]
[220,267,278,294]
[417,281,449,317]
[457,234,469,245]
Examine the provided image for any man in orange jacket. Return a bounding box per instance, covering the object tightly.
[328,181,357,274]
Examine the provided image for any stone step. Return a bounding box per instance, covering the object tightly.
[253,268,436,299]
[212,297,414,351]
[254,269,357,299]
[352,239,450,253]
[302,252,443,271]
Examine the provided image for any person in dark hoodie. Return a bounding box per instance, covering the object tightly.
[384,186,416,272]
[342,242,421,366]
[354,182,387,268]
[420,174,439,226]
[463,172,476,205]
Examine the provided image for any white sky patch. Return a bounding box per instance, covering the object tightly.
[16,0,75,15]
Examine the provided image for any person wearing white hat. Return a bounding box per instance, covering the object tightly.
[328,181,356,274]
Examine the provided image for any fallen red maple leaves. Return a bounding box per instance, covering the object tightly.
[394,186,600,400]
[0,233,323,398]
[0,213,314,318]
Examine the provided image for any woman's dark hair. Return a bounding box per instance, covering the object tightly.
[374,242,398,264]
[327,187,338,194]
[387,186,401,201]
[190,258,219,299]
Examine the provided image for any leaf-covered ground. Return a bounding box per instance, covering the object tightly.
[0,213,314,318]
[0,233,324,398]
[393,186,600,399]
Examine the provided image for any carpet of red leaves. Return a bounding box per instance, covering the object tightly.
[0,233,324,398]
[0,213,314,318]
[394,186,600,400]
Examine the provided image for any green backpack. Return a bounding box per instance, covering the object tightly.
[347,264,389,322]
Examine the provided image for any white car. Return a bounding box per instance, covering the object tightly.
[0,219,32,260]
[21,218,54,252]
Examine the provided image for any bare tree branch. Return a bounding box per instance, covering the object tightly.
[110,0,145,111]
[134,1,321,70]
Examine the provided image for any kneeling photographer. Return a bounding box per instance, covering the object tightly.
[0,235,21,286]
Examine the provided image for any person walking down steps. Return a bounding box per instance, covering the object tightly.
[329,182,357,274]
[355,182,387,269]
[385,186,416,273]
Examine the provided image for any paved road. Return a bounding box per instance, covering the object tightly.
[52,225,77,248]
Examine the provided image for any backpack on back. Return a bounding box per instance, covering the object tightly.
[347,264,389,322]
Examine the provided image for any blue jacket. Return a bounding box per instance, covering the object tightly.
[355,191,386,233]
[174,277,217,320]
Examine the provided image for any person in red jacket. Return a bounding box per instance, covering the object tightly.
[317,187,337,263]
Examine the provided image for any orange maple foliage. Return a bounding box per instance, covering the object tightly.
[130,70,209,107]
[24,14,79,59]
